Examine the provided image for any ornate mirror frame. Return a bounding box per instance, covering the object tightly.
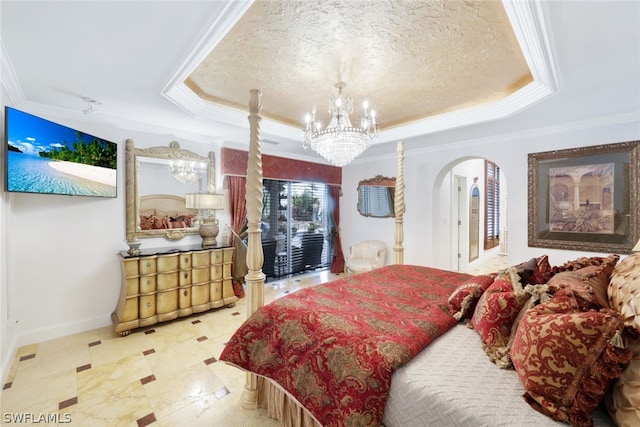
[125,139,215,241]
[357,175,396,218]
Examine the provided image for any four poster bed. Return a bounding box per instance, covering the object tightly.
[219,90,638,427]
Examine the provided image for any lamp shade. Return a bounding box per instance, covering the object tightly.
[633,238,640,253]
[185,193,224,210]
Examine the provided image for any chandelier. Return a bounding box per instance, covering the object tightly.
[303,82,378,167]
[169,160,207,185]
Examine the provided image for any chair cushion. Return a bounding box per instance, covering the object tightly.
[346,259,376,274]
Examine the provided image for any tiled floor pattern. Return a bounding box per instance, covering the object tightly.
[1,270,340,427]
[1,257,506,427]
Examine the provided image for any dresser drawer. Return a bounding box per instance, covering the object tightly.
[223,264,232,280]
[192,266,210,284]
[139,295,155,318]
[122,258,139,277]
[222,279,236,300]
[211,249,223,264]
[210,280,223,303]
[191,283,210,307]
[157,253,179,272]
[179,286,191,309]
[223,247,234,263]
[179,269,191,286]
[156,289,178,314]
[192,251,210,267]
[180,254,192,269]
[139,257,157,275]
[157,271,179,291]
[211,265,223,280]
[139,275,156,294]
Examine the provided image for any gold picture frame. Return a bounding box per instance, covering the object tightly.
[528,140,639,254]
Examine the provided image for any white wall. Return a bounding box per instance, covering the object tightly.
[1,72,13,386]
[1,113,232,384]
[341,117,640,272]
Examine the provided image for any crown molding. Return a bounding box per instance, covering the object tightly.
[0,40,26,105]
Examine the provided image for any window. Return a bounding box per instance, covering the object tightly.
[484,160,500,249]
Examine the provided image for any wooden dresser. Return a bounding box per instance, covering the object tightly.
[112,244,238,336]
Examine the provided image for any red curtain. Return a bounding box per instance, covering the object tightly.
[227,176,247,242]
[329,185,345,274]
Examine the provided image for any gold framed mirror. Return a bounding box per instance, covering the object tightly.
[357,175,396,218]
[125,139,215,241]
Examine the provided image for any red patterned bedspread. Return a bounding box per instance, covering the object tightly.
[219,264,471,426]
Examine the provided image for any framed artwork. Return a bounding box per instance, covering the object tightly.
[528,140,639,254]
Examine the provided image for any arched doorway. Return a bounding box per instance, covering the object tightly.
[431,157,508,272]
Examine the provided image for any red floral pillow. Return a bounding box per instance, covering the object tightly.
[510,295,631,427]
[447,274,495,321]
[470,274,532,368]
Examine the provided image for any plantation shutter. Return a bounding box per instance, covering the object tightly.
[484,160,500,249]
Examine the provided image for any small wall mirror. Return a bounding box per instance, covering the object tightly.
[125,139,215,241]
[357,175,396,218]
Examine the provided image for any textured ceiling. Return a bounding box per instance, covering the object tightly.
[185,0,532,132]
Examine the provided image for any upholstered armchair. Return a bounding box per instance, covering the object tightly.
[345,240,386,275]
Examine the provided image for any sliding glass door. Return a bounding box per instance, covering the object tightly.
[262,179,333,278]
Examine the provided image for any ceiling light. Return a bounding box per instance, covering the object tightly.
[83,97,102,114]
[303,82,378,167]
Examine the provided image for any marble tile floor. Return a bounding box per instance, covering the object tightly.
[1,270,341,427]
[1,257,506,427]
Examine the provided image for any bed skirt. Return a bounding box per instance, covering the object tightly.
[257,377,322,427]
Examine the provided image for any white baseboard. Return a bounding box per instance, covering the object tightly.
[1,314,112,387]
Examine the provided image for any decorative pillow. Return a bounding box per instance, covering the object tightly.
[608,253,640,331]
[510,295,632,427]
[512,258,537,283]
[548,261,618,311]
[607,253,640,427]
[470,269,533,368]
[447,274,495,321]
[552,254,620,274]
[531,255,554,285]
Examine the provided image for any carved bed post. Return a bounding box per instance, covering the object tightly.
[241,89,265,409]
[394,141,405,264]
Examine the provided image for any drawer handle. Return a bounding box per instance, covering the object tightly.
[184,273,188,279]
[147,302,151,307]
[183,290,188,296]
[146,279,151,285]
[146,262,152,267]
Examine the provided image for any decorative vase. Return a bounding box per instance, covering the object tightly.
[126,239,142,255]
[199,217,219,247]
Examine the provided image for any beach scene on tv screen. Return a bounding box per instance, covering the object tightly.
[6,108,117,197]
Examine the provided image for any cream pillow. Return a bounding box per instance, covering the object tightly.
[608,253,640,331]
[607,253,640,426]
[607,338,640,427]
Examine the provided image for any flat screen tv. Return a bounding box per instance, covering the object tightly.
[4,106,117,198]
